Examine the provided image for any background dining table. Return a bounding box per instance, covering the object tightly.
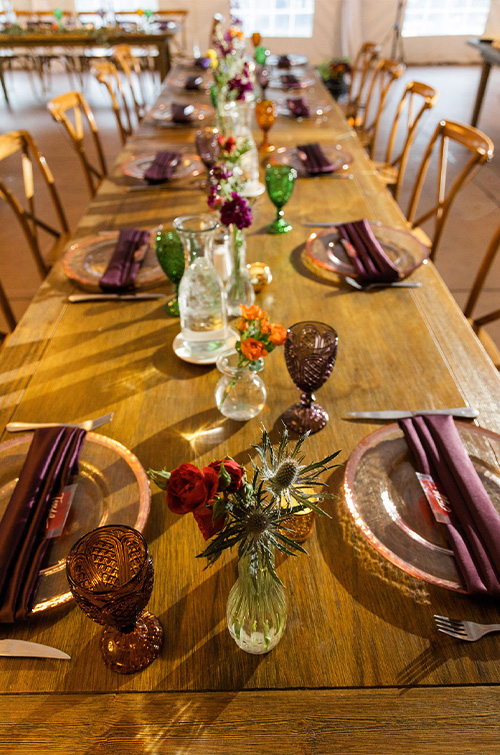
[1,61,500,753]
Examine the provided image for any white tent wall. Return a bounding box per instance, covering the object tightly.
[8,0,500,65]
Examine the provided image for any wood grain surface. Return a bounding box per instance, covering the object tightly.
[1,63,500,749]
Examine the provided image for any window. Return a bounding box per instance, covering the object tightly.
[230,0,315,39]
[74,0,158,14]
[402,0,490,37]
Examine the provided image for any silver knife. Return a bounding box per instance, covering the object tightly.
[68,293,167,302]
[344,408,479,420]
[0,639,70,659]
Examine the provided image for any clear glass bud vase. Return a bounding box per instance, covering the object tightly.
[226,550,287,654]
[226,225,255,316]
[215,350,266,421]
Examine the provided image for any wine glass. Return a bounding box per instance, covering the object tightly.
[257,66,271,97]
[251,32,261,49]
[195,126,220,177]
[255,99,277,153]
[282,321,338,434]
[66,525,163,675]
[155,229,185,316]
[265,163,296,234]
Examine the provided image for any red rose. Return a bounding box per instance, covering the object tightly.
[209,458,244,493]
[166,463,219,514]
[192,505,226,540]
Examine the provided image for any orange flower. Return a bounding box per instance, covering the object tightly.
[260,319,272,335]
[269,323,287,346]
[236,317,247,332]
[240,338,268,361]
[240,304,267,321]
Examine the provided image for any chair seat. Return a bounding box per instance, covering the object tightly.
[373,161,398,186]
[467,318,500,369]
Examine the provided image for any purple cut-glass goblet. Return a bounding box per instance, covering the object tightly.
[282,321,338,434]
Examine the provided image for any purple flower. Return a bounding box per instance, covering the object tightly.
[211,165,233,182]
[207,185,223,210]
[220,192,253,230]
[228,74,254,101]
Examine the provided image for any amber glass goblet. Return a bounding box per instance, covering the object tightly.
[255,99,277,153]
[251,32,261,49]
[282,321,338,434]
[66,525,163,675]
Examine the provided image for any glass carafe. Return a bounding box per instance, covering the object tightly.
[175,214,228,359]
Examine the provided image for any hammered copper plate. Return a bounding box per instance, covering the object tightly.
[0,432,150,614]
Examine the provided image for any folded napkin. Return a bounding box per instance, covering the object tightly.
[171,103,193,123]
[194,56,210,69]
[400,415,500,595]
[287,97,311,118]
[281,74,300,89]
[336,219,400,283]
[0,426,86,622]
[143,150,181,185]
[99,228,151,292]
[297,142,337,176]
[185,75,203,90]
[277,55,292,69]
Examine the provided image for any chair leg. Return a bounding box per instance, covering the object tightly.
[0,61,9,105]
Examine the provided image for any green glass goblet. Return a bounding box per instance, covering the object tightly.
[265,164,297,234]
[155,229,185,316]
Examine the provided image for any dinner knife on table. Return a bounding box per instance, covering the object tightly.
[0,639,70,660]
[344,407,479,420]
[68,293,167,302]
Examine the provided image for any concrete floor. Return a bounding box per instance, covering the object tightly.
[0,62,499,353]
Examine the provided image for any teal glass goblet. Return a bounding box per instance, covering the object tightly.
[265,164,297,234]
[155,229,185,316]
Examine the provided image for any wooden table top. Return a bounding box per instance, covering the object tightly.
[1,64,500,753]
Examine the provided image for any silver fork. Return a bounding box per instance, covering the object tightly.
[345,275,422,291]
[434,614,500,641]
[6,412,114,433]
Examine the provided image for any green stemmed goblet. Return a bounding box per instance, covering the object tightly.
[155,229,185,317]
[265,164,297,234]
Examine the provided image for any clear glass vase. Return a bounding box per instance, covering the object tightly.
[226,550,287,654]
[175,214,228,360]
[215,350,266,421]
[225,225,255,316]
[216,97,262,197]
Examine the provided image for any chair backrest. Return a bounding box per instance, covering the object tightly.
[358,58,405,157]
[346,42,381,125]
[463,222,500,340]
[407,120,494,261]
[112,44,146,122]
[0,129,69,279]
[47,90,107,198]
[0,276,16,336]
[383,80,438,201]
[92,60,134,145]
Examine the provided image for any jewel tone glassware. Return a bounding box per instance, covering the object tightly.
[282,321,338,434]
[155,229,185,316]
[255,99,277,153]
[66,525,163,675]
[257,66,271,96]
[194,126,220,174]
[251,32,261,49]
[265,163,297,234]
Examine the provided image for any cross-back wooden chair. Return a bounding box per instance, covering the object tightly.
[92,60,134,145]
[375,81,438,201]
[112,44,147,122]
[47,91,107,198]
[354,58,406,158]
[406,120,494,261]
[463,223,500,369]
[0,130,69,279]
[342,42,381,128]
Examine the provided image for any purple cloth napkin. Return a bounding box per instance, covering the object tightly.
[287,97,311,118]
[297,142,337,176]
[400,415,500,595]
[185,75,203,90]
[171,103,193,123]
[99,228,150,292]
[277,55,292,69]
[281,74,300,89]
[0,426,86,622]
[194,56,210,69]
[336,219,400,283]
[143,150,181,185]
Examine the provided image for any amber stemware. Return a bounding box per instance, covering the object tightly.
[66,524,163,674]
[255,99,277,153]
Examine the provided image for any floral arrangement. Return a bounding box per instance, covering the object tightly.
[207,137,253,237]
[148,427,340,581]
[235,304,286,364]
[318,57,352,82]
[206,18,254,104]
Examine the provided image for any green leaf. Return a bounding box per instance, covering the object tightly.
[147,468,170,490]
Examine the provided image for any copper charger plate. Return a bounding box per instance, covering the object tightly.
[0,432,150,614]
[121,152,204,181]
[344,422,500,592]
